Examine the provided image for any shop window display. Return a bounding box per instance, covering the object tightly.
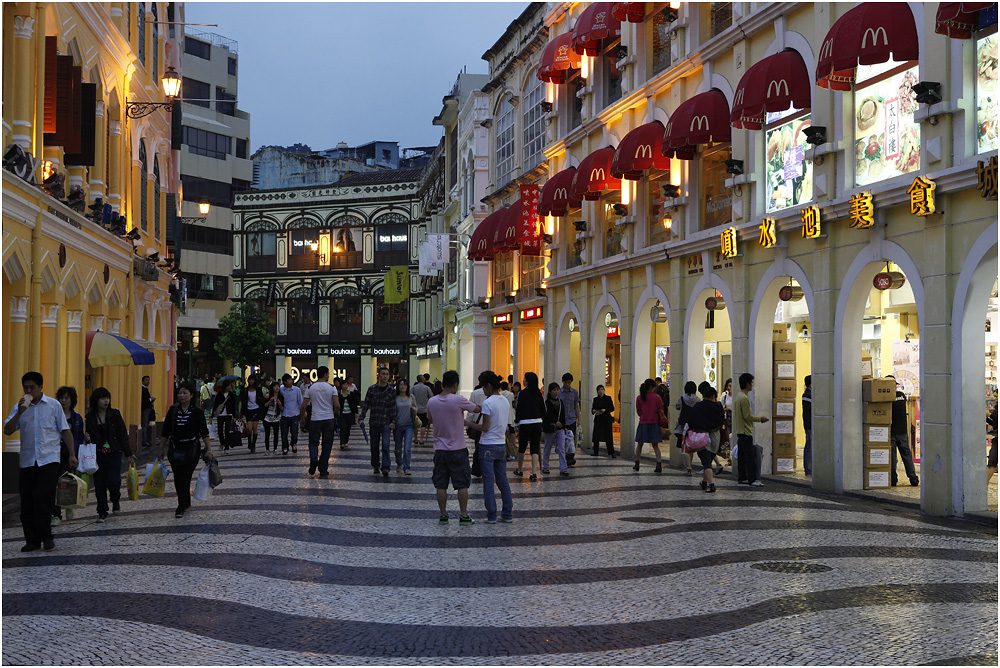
[977,33,998,154]
[492,252,515,305]
[646,175,671,246]
[765,111,813,213]
[248,231,276,257]
[603,198,624,257]
[289,229,320,255]
[854,61,921,187]
[700,144,732,230]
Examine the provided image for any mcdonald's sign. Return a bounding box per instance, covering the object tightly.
[690,115,709,132]
[634,144,652,160]
[767,79,790,98]
[862,26,888,49]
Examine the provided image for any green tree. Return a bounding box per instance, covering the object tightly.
[214,302,275,373]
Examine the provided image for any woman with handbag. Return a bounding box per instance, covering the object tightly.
[542,383,568,476]
[390,379,417,475]
[687,383,725,493]
[52,386,86,525]
[674,381,700,475]
[263,381,283,452]
[84,388,134,522]
[633,379,664,473]
[240,376,266,453]
[213,379,238,452]
[160,382,213,518]
[591,384,616,458]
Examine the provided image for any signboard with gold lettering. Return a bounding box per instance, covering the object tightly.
[801,206,821,238]
[976,156,998,200]
[720,226,738,258]
[848,191,874,229]
[493,313,512,326]
[758,218,777,248]
[906,176,936,216]
[519,307,543,322]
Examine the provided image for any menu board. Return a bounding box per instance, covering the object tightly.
[765,114,813,212]
[703,341,718,387]
[656,346,670,384]
[978,35,999,154]
[854,64,921,187]
[892,338,920,398]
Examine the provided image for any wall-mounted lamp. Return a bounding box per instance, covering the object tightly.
[662,215,677,236]
[477,300,489,310]
[803,126,827,146]
[662,183,681,199]
[504,294,516,305]
[535,287,547,297]
[540,101,553,113]
[541,233,554,243]
[178,201,211,224]
[480,118,493,129]
[573,220,587,232]
[724,159,744,176]
[612,203,628,216]
[614,45,628,60]
[912,81,942,106]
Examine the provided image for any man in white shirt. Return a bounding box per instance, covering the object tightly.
[301,366,340,478]
[279,374,303,455]
[4,371,76,552]
[465,371,513,524]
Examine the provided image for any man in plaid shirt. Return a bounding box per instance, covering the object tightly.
[359,367,397,476]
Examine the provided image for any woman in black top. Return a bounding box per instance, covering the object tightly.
[542,383,568,476]
[161,382,213,518]
[213,379,239,451]
[84,387,134,522]
[591,384,616,458]
[688,384,725,493]
[514,372,545,480]
[240,376,267,453]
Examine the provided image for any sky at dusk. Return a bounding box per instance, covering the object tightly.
[185,2,526,153]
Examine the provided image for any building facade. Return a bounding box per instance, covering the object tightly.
[512,1,997,518]
[231,157,435,388]
[174,28,252,379]
[2,1,184,481]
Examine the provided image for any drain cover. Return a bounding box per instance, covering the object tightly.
[750,561,833,574]
[619,517,675,524]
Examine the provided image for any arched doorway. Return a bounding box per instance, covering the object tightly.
[837,253,923,499]
[632,290,671,458]
[685,286,734,392]
[555,306,582,389]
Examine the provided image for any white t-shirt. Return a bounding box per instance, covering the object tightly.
[305,381,338,421]
[500,390,515,426]
[480,394,510,445]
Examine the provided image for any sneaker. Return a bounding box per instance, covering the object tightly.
[50,516,61,527]
[750,480,764,487]
[560,471,569,476]
[381,468,389,477]
[112,506,121,516]
[541,469,550,475]
[512,469,523,477]
[439,514,449,524]
[374,467,381,475]
[396,465,403,474]
[404,470,412,476]
[500,517,514,523]
[529,473,538,481]
[43,538,54,551]
[459,515,475,526]
[487,518,497,524]
[318,472,329,479]
[175,510,185,518]
[309,461,317,475]
[737,480,750,485]
[97,513,108,523]
[292,446,298,454]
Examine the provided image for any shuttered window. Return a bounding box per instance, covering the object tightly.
[65,83,97,166]
[139,141,148,232]
[151,4,159,78]
[137,5,146,66]
[154,160,161,239]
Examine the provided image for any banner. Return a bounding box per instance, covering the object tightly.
[427,233,448,269]
[519,184,542,255]
[418,241,435,276]
[265,279,278,307]
[384,266,409,304]
[309,277,320,306]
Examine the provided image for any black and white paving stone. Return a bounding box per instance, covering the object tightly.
[3,431,997,665]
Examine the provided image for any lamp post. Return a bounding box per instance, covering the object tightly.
[178,201,210,224]
[126,67,235,119]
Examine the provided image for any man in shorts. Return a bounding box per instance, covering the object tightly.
[426,370,479,525]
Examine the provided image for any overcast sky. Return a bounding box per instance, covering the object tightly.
[185,2,525,153]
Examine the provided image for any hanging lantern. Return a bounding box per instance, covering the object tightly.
[650,301,668,323]
[873,272,906,291]
[779,285,804,302]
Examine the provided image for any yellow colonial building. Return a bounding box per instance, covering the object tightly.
[3,2,183,480]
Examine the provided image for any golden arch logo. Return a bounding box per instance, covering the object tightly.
[767,79,790,98]
[665,121,674,136]
[634,144,653,160]
[590,167,606,181]
[734,87,746,106]
[862,26,888,49]
[818,39,834,62]
[690,115,710,132]
[554,187,568,200]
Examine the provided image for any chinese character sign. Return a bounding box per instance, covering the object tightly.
[801,206,821,238]
[720,227,738,258]
[976,156,998,199]
[906,176,936,216]
[758,218,777,248]
[848,192,875,229]
[519,184,542,255]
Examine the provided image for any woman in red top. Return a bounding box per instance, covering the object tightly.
[633,379,664,473]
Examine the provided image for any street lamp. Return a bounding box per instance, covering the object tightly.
[126,66,233,119]
[178,201,210,223]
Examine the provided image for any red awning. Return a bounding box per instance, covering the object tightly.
[468,207,507,260]
[662,89,732,160]
[731,49,811,130]
[539,167,583,216]
[571,147,622,200]
[611,121,671,179]
[537,32,581,84]
[935,3,995,39]
[611,2,646,23]
[816,2,919,91]
[493,200,522,254]
[572,2,622,56]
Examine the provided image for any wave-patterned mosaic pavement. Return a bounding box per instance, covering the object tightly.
[3,433,998,666]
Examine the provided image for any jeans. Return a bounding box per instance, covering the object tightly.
[370,422,392,470]
[736,434,759,483]
[280,415,299,453]
[890,432,919,483]
[394,424,413,471]
[479,443,513,521]
[803,429,813,474]
[309,418,336,475]
[263,420,279,450]
[20,462,60,545]
[543,429,567,472]
[93,452,123,515]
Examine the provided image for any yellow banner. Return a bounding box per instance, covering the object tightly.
[384,265,409,304]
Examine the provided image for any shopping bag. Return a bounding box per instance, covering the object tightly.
[56,472,88,508]
[78,442,99,474]
[682,430,711,454]
[126,462,139,501]
[233,418,250,437]
[193,466,212,501]
[564,429,575,454]
[141,459,166,498]
[145,460,170,481]
[208,458,223,488]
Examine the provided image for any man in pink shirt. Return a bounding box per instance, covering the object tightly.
[426,370,479,525]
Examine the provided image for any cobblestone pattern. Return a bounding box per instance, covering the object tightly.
[3,431,997,664]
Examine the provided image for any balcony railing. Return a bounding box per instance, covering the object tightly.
[288,254,320,271]
[245,255,277,273]
[327,250,364,270]
[374,250,409,267]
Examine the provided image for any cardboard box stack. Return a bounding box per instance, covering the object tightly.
[862,377,895,489]
[772,341,797,473]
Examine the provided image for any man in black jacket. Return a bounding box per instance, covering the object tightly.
[886,375,919,487]
[802,375,812,475]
